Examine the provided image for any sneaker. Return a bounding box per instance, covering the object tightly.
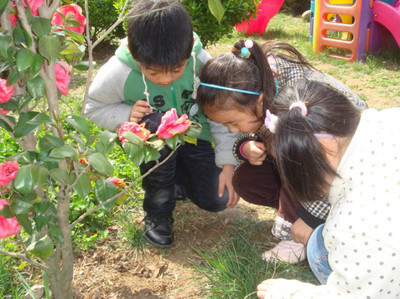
[144,213,174,249]
[262,240,306,263]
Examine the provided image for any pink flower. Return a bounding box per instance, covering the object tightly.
[51,4,86,34]
[0,109,8,115]
[0,200,21,238]
[54,62,70,96]
[0,161,19,187]
[9,0,45,25]
[118,122,151,145]
[156,109,191,139]
[106,177,126,188]
[0,79,14,104]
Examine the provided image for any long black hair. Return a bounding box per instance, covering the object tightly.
[267,80,361,203]
[127,0,193,69]
[197,40,312,121]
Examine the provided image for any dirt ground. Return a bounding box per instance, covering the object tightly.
[73,201,276,299]
[70,40,399,298]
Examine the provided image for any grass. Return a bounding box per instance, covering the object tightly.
[191,221,318,298]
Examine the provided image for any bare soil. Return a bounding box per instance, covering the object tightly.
[73,201,276,299]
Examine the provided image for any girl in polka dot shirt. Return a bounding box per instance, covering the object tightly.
[257,80,400,298]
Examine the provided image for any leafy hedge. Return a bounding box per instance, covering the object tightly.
[182,0,258,47]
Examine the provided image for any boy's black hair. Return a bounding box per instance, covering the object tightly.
[127,0,194,69]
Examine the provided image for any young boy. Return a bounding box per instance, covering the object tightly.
[84,0,239,248]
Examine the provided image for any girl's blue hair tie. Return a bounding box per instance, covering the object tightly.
[199,82,261,96]
[240,40,254,58]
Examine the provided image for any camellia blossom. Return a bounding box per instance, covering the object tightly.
[51,4,86,34]
[54,62,70,96]
[0,200,21,238]
[0,79,14,104]
[0,161,19,187]
[0,109,8,115]
[118,122,151,145]
[9,0,45,26]
[156,108,191,139]
[106,177,126,188]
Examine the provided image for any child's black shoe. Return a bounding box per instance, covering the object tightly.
[144,212,174,249]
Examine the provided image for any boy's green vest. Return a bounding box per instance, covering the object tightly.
[115,34,211,142]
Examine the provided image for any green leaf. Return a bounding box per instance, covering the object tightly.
[0,114,15,132]
[60,42,82,55]
[123,143,145,166]
[16,49,34,72]
[164,135,181,150]
[0,0,8,16]
[50,145,77,159]
[31,54,44,78]
[27,76,46,99]
[11,199,33,215]
[48,222,64,244]
[31,17,51,38]
[208,0,225,24]
[72,173,91,198]
[39,135,63,150]
[186,123,202,139]
[64,115,89,138]
[0,35,12,59]
[0,61,14,73]
[13,27,26,47]
[7,151,37,164]
[27,235,53,258]
[144,146,161,163]
[87,152,114,176]
[13,165,49,195]
[7,68,19,86]
[49,168,71,186]
[121,131,144,147]
[26,112,53,126]
[34,215,50,231]
[73,61,95,71]
[62,28,85,44]
[14,112,41,138]
[38,36,61,64]
[94,180,117,211]
[16,214,33,234]
[95,131,117,155]
[0,204,13,218]
[22,27,33,48]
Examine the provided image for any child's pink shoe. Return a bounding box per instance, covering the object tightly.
[261,240,306,263]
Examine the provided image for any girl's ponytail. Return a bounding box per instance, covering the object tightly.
[265,80,360,203]
[231,40,275,107]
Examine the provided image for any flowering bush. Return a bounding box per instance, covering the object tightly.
[156,108,192,139]
[0,161,19,187]
[51,4,86,34]
[0,200,21,238]
[0,79,15,104]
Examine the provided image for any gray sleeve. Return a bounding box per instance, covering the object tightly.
[305,69,367,109]
[84,56,133,131]
[208,119,241,168]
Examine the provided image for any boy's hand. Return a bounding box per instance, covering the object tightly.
[219,164,240,208]
[242,141,267,166]
[291,218,314,245]
[129,100,152,123]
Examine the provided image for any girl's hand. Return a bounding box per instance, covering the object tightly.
[291,218,314,245]
[242,141,267,165]
[219,164,240,207]
[129,100,152,123]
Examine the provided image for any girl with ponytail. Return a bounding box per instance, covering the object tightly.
[197,39,366,263]
[257,79,400,297]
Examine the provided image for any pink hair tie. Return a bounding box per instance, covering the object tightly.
[289,102,307,116]
[264,109,278,133]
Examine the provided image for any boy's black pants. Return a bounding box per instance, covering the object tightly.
[140,140,228,216]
